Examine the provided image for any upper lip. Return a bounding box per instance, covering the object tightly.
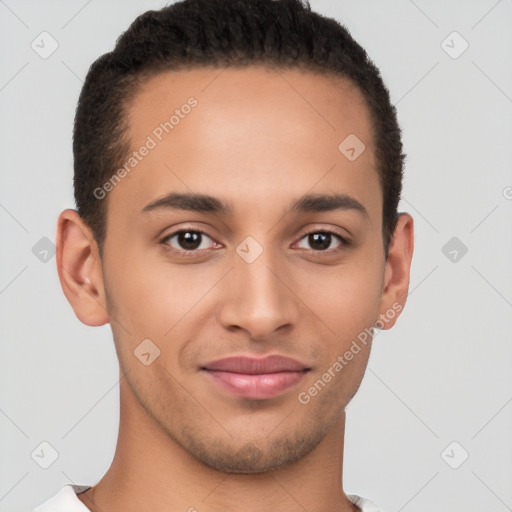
[202,355,310,374]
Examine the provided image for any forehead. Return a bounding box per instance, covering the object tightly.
[108,65,381,227]
[128,65,374,149]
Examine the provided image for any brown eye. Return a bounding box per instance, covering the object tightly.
[296,231,347,252]
[163,230,216,252]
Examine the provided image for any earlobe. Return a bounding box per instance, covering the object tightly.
[377,213,414,330]
[56,209,110,327]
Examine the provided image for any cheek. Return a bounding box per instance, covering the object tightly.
[302,256,385,340]
[297,263,382,408]
[103,246,224,344]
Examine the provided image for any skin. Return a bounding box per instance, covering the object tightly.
[57,66,414,512]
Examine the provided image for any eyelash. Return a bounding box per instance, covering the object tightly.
[160,228,350,257]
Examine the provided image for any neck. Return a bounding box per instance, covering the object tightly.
[78,369,359,512]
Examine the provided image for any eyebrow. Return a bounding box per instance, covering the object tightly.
[141,192,368,217]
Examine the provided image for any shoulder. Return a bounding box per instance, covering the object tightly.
[32,484,92,512]
[348,493,390,512]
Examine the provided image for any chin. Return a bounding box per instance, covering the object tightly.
[180,424,327,474]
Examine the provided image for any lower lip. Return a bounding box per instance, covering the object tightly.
[203,370,308,399]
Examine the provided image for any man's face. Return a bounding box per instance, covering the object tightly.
[100,66,391,472]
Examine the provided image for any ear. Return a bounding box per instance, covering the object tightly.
[56,209,109,326]
[376,213,414,330]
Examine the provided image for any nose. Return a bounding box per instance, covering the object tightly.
[218,247,300,340]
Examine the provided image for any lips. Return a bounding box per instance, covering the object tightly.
[201,355,311,400]
[203,355,309,374]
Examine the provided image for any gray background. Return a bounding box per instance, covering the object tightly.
[1,0,511,510]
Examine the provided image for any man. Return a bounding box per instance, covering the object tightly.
[35,0,414,510]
